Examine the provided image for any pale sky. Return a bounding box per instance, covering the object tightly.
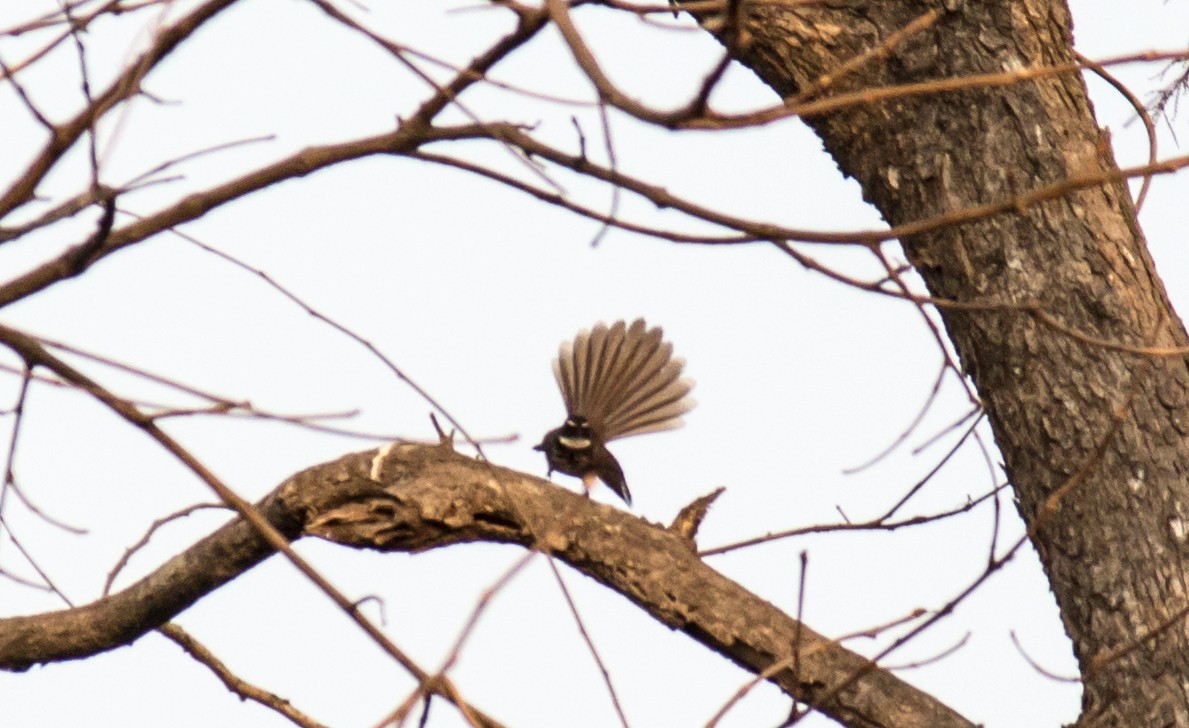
[1,1,1188,726]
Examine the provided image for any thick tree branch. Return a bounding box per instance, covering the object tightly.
[0,5,552,310]
[0,324,501,728]
[0,484,303,669]
[694,1,1189,724]
[0,444,975,728]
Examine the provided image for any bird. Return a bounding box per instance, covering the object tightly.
[535,319,695,506]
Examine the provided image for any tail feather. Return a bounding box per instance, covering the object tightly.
[606,355,682,423]
[589,324,666,431]
[551,319,694,442]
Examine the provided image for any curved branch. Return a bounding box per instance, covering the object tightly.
[0,486,303,669]
[0,444,976,728]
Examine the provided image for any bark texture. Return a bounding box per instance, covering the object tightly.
[700,1,1189,724]
[0,444,976,728]
[0,487,307,669]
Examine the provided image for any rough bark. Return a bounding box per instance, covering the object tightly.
[0,487,305,670]
[0,444,976,728]
[698,1,1189,724]
[3,2,1185,725]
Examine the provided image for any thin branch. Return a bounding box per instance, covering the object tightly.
[880,633,969,671]
[174,231,486,455]
[159,622,330,728]
[0,53,53,130]
[0,516,72,601]
[0,323,501,727]
[1074,51,1158,212]
[546,559,631,728]
[1009,630,1079,683]
[35,329,405,440]
[0,0,240,220]
[700,481,1006,557]
[842,363,948,474]
[3,476,87,536]
[870,245,978,406]
[120,134,277,189]
[410,150,752,244]
[460,120,1189,249]
[104,503,228,595]
[0,366,32,525]
[376,553,537,728]
[303,0,560,191]
[692,50,1189,130]
[0,186,111,243]
[587,101,621,248]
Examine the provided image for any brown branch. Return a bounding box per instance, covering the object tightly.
[410,150,753,244]
[0,365,32,518]
[699,480,1005,557]
[0,0,240,220]
[694,49,1189,130]
[1085,603,1189,680]
[372,551,536,728]
[841,364,950,475]
[31,329,393,440]
[159,622,329,728]
[1074,51,1158,212]
[0,11,552,310]
[169,224,487,455]
[0,444,977,728]
[0,324,501,728]
[444,120,1189,249]
[0,0,159,39]
[0,186,110,243]
[1009,630,1079,683]
[104,503,227,595]
[545,560,630,727]
[530,0,1189,136]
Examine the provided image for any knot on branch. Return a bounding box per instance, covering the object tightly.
[668,487,725,548]
[294,442,530,553]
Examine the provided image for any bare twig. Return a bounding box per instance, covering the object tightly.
[1009,630,1079,683]
[0,323,501,727]
[1074,51,1158,212]
[104,503,228,595]
[0,0,241,219]
[700,482,1006,557]
[159,622,330,728]
[545,559,631,728]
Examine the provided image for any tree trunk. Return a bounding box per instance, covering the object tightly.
[703,1,1189,724]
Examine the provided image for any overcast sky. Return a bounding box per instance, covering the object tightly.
[2,1,1188,726]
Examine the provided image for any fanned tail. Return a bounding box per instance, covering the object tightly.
[551,319,694,442]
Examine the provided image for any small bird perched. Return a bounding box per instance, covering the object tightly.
[535,319,695,505]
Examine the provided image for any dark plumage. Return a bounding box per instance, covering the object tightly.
[535,319,694,505]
